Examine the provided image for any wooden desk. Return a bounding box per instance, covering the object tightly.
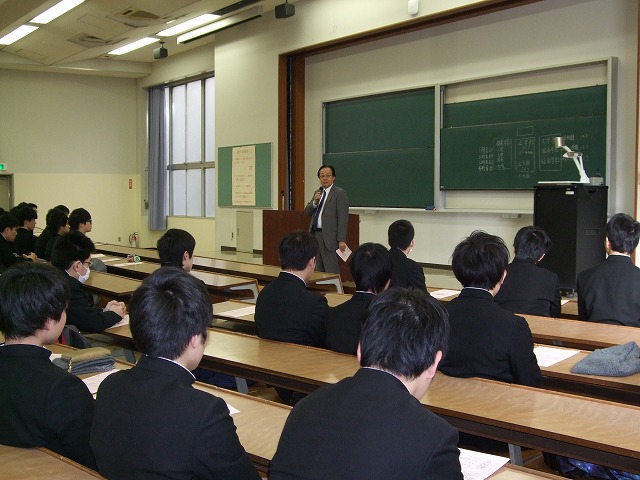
[104,260,260,302]
[94,243,343,293]
[101,326,640,473]
[325,293,640,351]
[0,445,102,479]
[83,271,141,302]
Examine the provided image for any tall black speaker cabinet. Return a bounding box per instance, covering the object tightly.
[534,184,608,295]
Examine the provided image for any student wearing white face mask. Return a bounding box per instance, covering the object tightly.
[51,231,126,333]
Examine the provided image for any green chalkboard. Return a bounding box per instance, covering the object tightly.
[323,88,435,208]
[440,85,607,189]
[218,143,271,207]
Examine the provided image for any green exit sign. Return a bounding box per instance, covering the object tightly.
[0,164,6,171]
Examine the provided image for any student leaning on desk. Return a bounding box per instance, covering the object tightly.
[0,263,96,470]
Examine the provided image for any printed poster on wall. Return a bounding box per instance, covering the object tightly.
[232,145,256,206]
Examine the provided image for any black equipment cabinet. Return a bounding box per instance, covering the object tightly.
[534,184,608,295]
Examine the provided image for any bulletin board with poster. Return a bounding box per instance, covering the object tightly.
[218,143,272,207]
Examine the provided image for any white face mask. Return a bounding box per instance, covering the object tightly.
[78,266,90,284]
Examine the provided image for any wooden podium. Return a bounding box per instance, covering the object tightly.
[262,210,359,282]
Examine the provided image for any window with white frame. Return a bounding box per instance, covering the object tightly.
[165,75,215,217]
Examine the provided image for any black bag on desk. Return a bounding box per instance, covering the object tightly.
[53,347,115,375]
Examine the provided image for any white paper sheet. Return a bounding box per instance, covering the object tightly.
[106,315,130,330]
[112,262,144,267]
[534,345,580,367]
[459,448,509,480]
[217,306,256,318]
[336,246,352,262]
[430,289,460,300]
[83,370,119,394]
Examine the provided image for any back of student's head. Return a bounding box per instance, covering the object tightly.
[46,208,69,231]
[279,231,318,270]
[51,231,95,270]
[0,263,69,341]
[359,288,449,379]
[129,267,212,360]
[451,230,509,289]
[54,204,70,215]
[513,226,552,261]
[157,229,196,267]
[16,205,37,226]
[351,242,392,293]
[0,214,19,232]
[388,219,415,250]
[606,213,640,254]
[68,208,91,230]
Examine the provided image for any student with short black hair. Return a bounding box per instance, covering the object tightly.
[51,231,125,333]
[35,208,69,260]
[157,228,196,272]
[0,263,96,469]
[270,288,462,480]
[388,219,427,291]
[577,213,640,326]
[68,208,92,234]
[494,226,561,317]
[0,214,36,270]
[14,206,38,257]
[91,268,260,479]
[439,231,541,387]
[325,242,391,355]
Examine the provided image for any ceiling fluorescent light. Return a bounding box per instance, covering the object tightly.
[31,0,85,24]
[157,14,220,37]
[0,25,39,45]
[108,37,159,55]
[177,6,262,44]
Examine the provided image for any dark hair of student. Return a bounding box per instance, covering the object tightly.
[54,205,70,215]
[351,242,392,293]
[27,203,38,210]
[157,229,196,268]
[388,219,415,250]
[451,230,509,290]
[68,208,91,230]
[0,263,70,340]
[50,231,95,270]
[513,226,552,261]
[46,208,69,231]
[316,165,336,177]
[0,214,20,232]
[128,267,212,360]
[359,288,449,379]
[606,213,640,254]
[16,206,37,225]
[279,231,319,271]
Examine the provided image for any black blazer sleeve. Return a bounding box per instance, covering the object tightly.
[509,317,542,387]
[67,280,122,333]
[550,277,562,318]
[418,426,462,479]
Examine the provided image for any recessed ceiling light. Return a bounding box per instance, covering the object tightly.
[108,37,159,55]
[157,14,220,37]
[0,25,39,45]
[31,0,85,25]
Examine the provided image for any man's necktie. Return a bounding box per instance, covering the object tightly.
[311,190,326,232]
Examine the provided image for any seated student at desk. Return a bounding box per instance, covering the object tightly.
[157,227,195,271]
[91,268,260,479]
[325,242,391,355]
[0,263,96,469]
[35,208,70,261]
[51,231,126,333]
[494,226,561,317]
[270,288,462,480]
[388,219,427,291]
[439,231,541,387]
[0,214,36,271]
[577,213,640,327]
[13,205,38,257]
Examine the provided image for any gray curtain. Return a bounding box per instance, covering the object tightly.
[148,86,167,231]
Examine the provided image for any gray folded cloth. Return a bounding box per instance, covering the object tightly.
[53,347,115,375]
[571,342,640,377]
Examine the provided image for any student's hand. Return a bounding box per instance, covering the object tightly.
[106,301,126,317]
[23,253,37,261]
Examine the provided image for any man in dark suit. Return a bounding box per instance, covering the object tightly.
[577,213,640,327]
[325,242,391,355]
[495,226,561,317]
[51,232,126,333]
[439,231,541,387]
[388,219,427,291]
[255,231,328,347]
[0,263,96,469]
[304,165,349,273]
[270,288,462,480]
[91,267,260,480]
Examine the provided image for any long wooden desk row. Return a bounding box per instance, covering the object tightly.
[93,243,343,293]
[102,325,640,474]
